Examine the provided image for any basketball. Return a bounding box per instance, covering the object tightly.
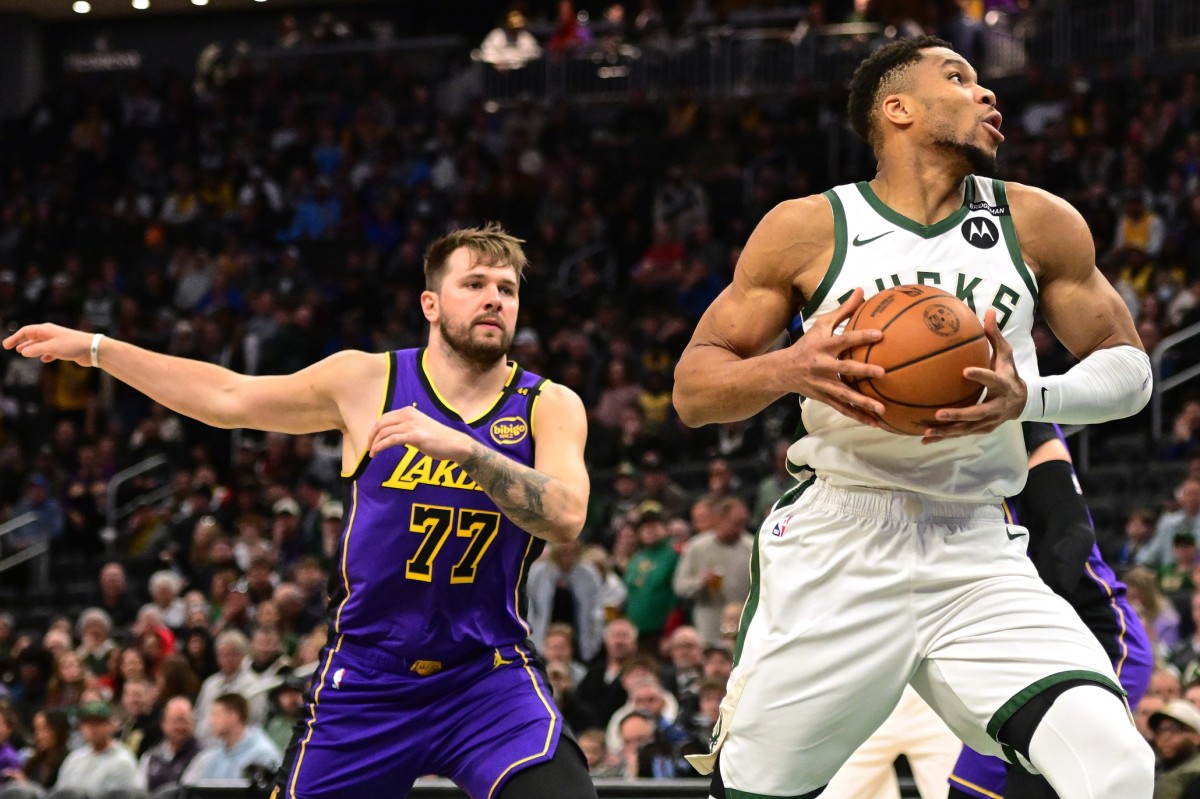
[843,285,991,436]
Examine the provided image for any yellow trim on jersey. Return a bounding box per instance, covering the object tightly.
[513,534,535,636]
[333,483,360,633]
[487,645,558,799]
[1085,562,1131,681]
[420,349,517,424]
[289,635,344,799]
[341,352,395,478]
[1002,501,1014,525]
[529,380,549,440]
[948,773,1004,799]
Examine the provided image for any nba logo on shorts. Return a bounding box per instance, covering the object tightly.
[771,515,793,537]
[332,668,346,689]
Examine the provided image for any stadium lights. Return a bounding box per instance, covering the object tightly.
[191,0,209,5]
[72,1,91,12]
[132,0,150,8]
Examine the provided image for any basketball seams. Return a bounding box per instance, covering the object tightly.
[874,332,987,375]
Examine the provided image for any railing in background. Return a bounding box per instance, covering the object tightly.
[0,512,49,587]
[477,0,1200,106]
[102,454,172,558]
[1151,321,1200,443]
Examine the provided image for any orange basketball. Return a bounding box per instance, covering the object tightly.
[843,285,991,436]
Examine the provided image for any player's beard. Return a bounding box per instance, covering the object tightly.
[932,135,997,177]
[439,315,513,370]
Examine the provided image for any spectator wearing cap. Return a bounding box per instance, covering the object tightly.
[527,540,605,663]
[193,631,257,746]
[1151,699,1200,798]
[263,675,307,752]
[136,696,201,793]
[54,700,140,797]
[271,497,305,566]
[584,461,642,550]
[316,500,344,568]
[7,473,64,588]
[638,451,690,520]
[672,496,753,647]
[181,693,280,785]
[624,501,680,653]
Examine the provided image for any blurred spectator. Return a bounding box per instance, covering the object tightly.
[577,727,622,777]
[479,10,543,70]
[181,693,280,784]
[546,658,598,734]
[1149,700,1200,798]
[623,502,679,653]
[658,626,703,699]
[6,474,63,587]
[144,571,187,632]
[263,676,306,754]
[136,696,201,793]
[1166,397,1200,460]
[577,618,638,727]
[1170,592,1200,682]
[74,610,115,679]
[672,497,753,646]
[1125,566,1181,656]
[54,700,139,797]
[1136,693,1166,744]
[548,0,593,55]
[1137,478,1200,569]
[155,655,200,704]
[1113,191,1166,261]
[92,564,140,630]
[0,705,22,786]
[3,709,70,793]
[193,631,257,746]
[528,541,605,663]
[1118,508,1159,571]
[638,451,690,520]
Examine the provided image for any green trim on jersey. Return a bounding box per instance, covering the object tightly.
[985,669,1125,744]
[854,178,976,239]
[735,475,816,666]
[726,787,827,799]
[992,180,1039,303]
[800,190,848,320]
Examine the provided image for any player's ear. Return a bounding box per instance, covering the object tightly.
[420,290,439,324]
[880,93,914,130]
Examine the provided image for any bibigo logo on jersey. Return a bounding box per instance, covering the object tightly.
[490,416,528,445]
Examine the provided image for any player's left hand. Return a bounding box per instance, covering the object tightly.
[921,310,1027,444]
[368,405,475,462]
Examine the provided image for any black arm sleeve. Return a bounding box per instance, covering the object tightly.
[1017,459,1096,596]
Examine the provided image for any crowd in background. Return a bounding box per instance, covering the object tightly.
[0,0,1199,794]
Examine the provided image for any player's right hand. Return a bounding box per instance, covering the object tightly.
[2,323,93,367]
[782,288,886,427]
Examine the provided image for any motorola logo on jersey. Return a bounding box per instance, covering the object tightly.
[961,217,999,249]
[489,416,528,445]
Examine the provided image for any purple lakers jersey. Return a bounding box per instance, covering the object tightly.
[326,348,548,662]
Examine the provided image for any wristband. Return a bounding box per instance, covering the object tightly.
[90,333,104,369]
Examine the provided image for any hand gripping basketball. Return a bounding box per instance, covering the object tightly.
[784,288,886,428]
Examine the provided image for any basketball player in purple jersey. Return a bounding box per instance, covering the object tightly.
[949,421,1152,799]
[4,224,599,799]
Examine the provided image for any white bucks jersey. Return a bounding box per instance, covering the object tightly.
[789,176,1038,502]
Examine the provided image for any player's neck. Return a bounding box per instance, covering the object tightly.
[870,157,968,227]
[424,338,511,406]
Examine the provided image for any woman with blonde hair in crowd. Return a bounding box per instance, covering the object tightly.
[44,651,92,710]
[1124,565,1181,655]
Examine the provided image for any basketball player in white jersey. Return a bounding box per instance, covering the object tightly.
[673,36,1154,799]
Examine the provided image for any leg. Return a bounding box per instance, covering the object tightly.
[947,746,1007,799]
[495,738,596,799]
[1007,684,1152,799]
[696,483,918,797]
[892,690,959,799]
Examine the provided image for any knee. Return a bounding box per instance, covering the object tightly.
[1091,729,1154,797]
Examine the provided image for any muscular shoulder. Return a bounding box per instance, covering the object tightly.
[1005,182,1094,280]
[739,195,835,291]
[532,381,586,435]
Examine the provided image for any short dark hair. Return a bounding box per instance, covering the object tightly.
[423,223,528,291]
[848,35,952,151]
[214,692,250,723]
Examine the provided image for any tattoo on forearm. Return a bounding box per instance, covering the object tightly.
[461,444,554,532]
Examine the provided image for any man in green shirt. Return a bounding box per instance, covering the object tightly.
[623,501,679,653]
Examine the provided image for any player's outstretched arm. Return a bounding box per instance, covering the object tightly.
[928,186,1151,439]
[2,323,371,435]
[368,383,589,544]
[672,197,885,428]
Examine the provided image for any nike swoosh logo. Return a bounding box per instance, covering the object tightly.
[1007,528,1027,540]
[1040,386,1048,417]
[852,231,893,246]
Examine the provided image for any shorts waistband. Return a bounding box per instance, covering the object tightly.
[803,477,1005,524]
[332,637,533,674]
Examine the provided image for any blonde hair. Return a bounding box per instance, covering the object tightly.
[423,222,528,290]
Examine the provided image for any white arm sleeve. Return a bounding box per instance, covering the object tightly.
[1019,344,1152,424]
